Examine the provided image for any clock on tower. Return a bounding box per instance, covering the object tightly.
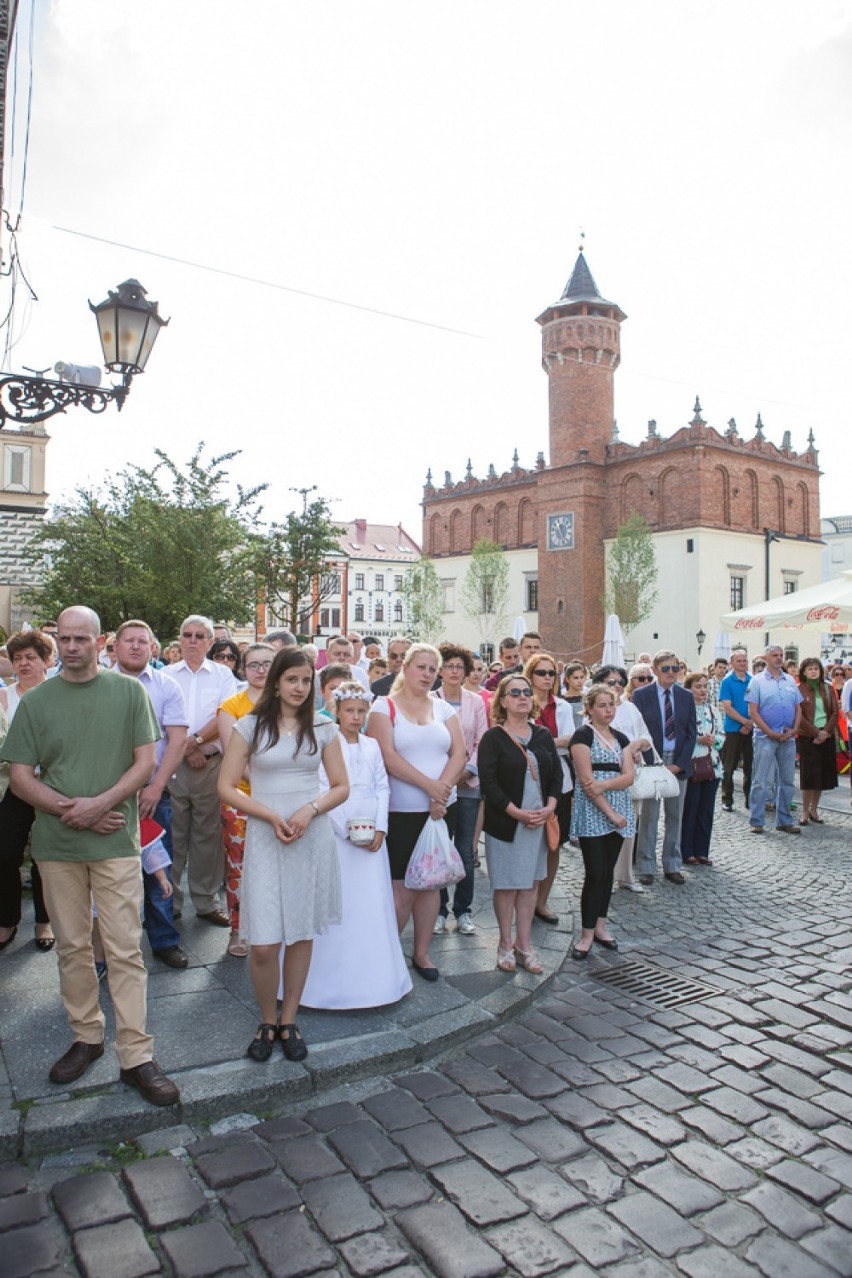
[547,512,574,551]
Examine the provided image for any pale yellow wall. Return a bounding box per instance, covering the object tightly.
[606,527,823,667]
[429,548,539,653]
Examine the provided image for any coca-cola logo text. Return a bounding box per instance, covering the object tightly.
[734,618,765,629]
[806,606,840,622]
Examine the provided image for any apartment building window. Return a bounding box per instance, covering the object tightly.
[394,574,403,590]
[354,602,364,622]
[730,576,744,610]
[374,602,384,622]
[783,579,797,595]
[526,578,539,612]
[375,573,385,591]
[393,600,403,623]
[354,573,365,590]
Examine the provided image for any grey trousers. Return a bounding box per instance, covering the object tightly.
[634,753,688,876]
[168,754,225,914]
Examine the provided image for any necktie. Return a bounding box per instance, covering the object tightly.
[664,689,675,741]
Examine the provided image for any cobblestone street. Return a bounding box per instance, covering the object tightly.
[2,794,851,1277]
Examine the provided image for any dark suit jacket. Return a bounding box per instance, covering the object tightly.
[632,681,697,775]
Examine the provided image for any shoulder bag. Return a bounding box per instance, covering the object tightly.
[628,746,680,801]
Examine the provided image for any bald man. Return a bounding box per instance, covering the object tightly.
[1,606,180,1106]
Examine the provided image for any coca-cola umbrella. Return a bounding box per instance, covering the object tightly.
[719,570,852,635]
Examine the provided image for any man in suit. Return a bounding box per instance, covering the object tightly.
[632,648,697,885]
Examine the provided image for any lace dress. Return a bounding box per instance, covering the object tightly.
[234,716,342,945]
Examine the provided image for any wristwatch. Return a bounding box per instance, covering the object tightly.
[310,801,319,816]
[194,734,204,747]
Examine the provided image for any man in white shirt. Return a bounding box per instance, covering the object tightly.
[325,636,370,690]
[165,614,237,925]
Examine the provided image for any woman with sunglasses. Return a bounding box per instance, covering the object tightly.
[478,675,562,973]
[590,665,652,893]
[569,685,635,958]
[209,639,244,683]
[217,644,275,956]
[524,652,574,925]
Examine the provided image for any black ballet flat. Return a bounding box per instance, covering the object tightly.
[412,961,440,982]
[571,945,590,961]
[0,927,17,952]
[594,936,619,951]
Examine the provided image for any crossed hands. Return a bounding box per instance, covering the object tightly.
[58,797,126,834]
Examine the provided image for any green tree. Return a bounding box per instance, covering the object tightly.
[461,538,510,648]
[401,558,445,643]
[253,486,345,633]
[23,445,264,639]
[602,511,659,635]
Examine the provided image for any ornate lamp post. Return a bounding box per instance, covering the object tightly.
[696,628,706,658]
[0,280,168,426]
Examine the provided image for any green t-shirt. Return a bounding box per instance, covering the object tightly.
[1,669,160,862]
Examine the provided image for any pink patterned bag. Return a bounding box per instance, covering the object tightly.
[404,818,465,891]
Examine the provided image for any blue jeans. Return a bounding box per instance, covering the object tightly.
[440,795,479,919]
[750,736,796,829]
[143,795,181,952]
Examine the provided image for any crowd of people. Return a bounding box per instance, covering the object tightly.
[1,609,850,1104]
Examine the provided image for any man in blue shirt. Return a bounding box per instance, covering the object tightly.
[746,644,803,834]
[718,648,753,811]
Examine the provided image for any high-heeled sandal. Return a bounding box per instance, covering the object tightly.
[246,1023,278,1062]
[496,947,516,972]
[513,946,543,974]
[279,1023,308,1061]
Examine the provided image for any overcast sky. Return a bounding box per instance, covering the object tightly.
[3,0,850,542]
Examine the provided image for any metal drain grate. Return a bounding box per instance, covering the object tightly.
[594,959,719,1009]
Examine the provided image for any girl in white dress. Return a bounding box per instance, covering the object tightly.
[301,682,412,1009]
[218,648,349,1063]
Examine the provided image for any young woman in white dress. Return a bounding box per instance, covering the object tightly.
[218,648,349,1063]
[301,682,412,1009]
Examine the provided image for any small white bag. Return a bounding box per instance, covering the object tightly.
[404,818,465,891]
[628,747,680,801]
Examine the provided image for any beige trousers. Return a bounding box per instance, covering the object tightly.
[38,857,153,1069]
[168,754,225,914]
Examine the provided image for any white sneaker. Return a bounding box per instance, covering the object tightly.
[433,916,446,934]
[456,913,476,935]
[618,881,644,893]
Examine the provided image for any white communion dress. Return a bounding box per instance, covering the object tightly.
[300,733,412,1009]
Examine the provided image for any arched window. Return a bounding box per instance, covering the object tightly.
[519,498,535,544]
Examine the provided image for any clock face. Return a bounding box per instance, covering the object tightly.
[547,512,574,551]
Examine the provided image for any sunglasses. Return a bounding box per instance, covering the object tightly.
[213,652,236,662]
[633,675,652,683]
[506,688,532,698]
[534,669,556,678]
[658,664,678,673]
[605,679,626,688]
[182,632,207,641]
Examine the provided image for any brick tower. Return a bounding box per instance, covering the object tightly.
[534,251,626,657]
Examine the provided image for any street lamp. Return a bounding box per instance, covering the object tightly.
[0,280,168,427]
[696,629,706,657]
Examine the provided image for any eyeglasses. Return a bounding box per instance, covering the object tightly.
[658,664,678,673]
[182,632,207,641]
[605,679,626,688]
[633,675,652,683]
[245,661,272,672]
[443,663,466,673]
[105,645,114,652]
[533,670,556,678]
[506,688,532,698]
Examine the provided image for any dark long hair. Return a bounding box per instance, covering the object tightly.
[250,647,318,757]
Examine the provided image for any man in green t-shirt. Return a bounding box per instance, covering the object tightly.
[2,606,180,1106]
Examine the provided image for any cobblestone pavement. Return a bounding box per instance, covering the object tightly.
[2,793,851,1277]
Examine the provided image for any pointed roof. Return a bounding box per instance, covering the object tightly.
[561,251,602,303]
[537,249,626,326]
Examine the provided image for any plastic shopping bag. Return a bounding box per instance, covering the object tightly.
[404,817,465,890]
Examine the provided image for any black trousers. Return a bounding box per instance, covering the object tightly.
[0,789,48,928]
[721,731,753,806]
[578,831,623,930]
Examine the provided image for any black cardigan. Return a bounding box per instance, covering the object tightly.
[478,724,563,843]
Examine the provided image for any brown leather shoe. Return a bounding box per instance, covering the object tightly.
[120,1060,180,1106]
[153,946,189,968]
[49,1041,104,1084]
[197,908,230,927]
[777,824,801,835]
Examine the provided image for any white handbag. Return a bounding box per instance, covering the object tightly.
[628,747,680,801]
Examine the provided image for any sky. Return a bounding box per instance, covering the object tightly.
[2,0,850,544]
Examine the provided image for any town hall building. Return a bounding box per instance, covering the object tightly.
[421,251,822,665]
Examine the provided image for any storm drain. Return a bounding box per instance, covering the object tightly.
[594,959,719,1010]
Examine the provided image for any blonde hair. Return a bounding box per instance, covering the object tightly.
[583,685,616,715]
[390,642,442,694]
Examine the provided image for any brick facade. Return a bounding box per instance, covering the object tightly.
[423,251,821,659]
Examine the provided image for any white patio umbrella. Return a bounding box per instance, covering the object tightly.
[713,631,732,660]
[719,570,852,635]
[512,615,527,642]
[602,614,625,668]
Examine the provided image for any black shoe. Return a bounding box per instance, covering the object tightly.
[637,874,654,885]
[280,1023,308,1062]
[0,926,18,952]
[721,803,733,812]
[50,1041,104,1084]
[664,871,686,885]
[412,961,440,982]
[247,1023,278,1062]
[153,946,189,969]
[120,1060,180,1106]
[571,945,591,961]
[594,935,619,951]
